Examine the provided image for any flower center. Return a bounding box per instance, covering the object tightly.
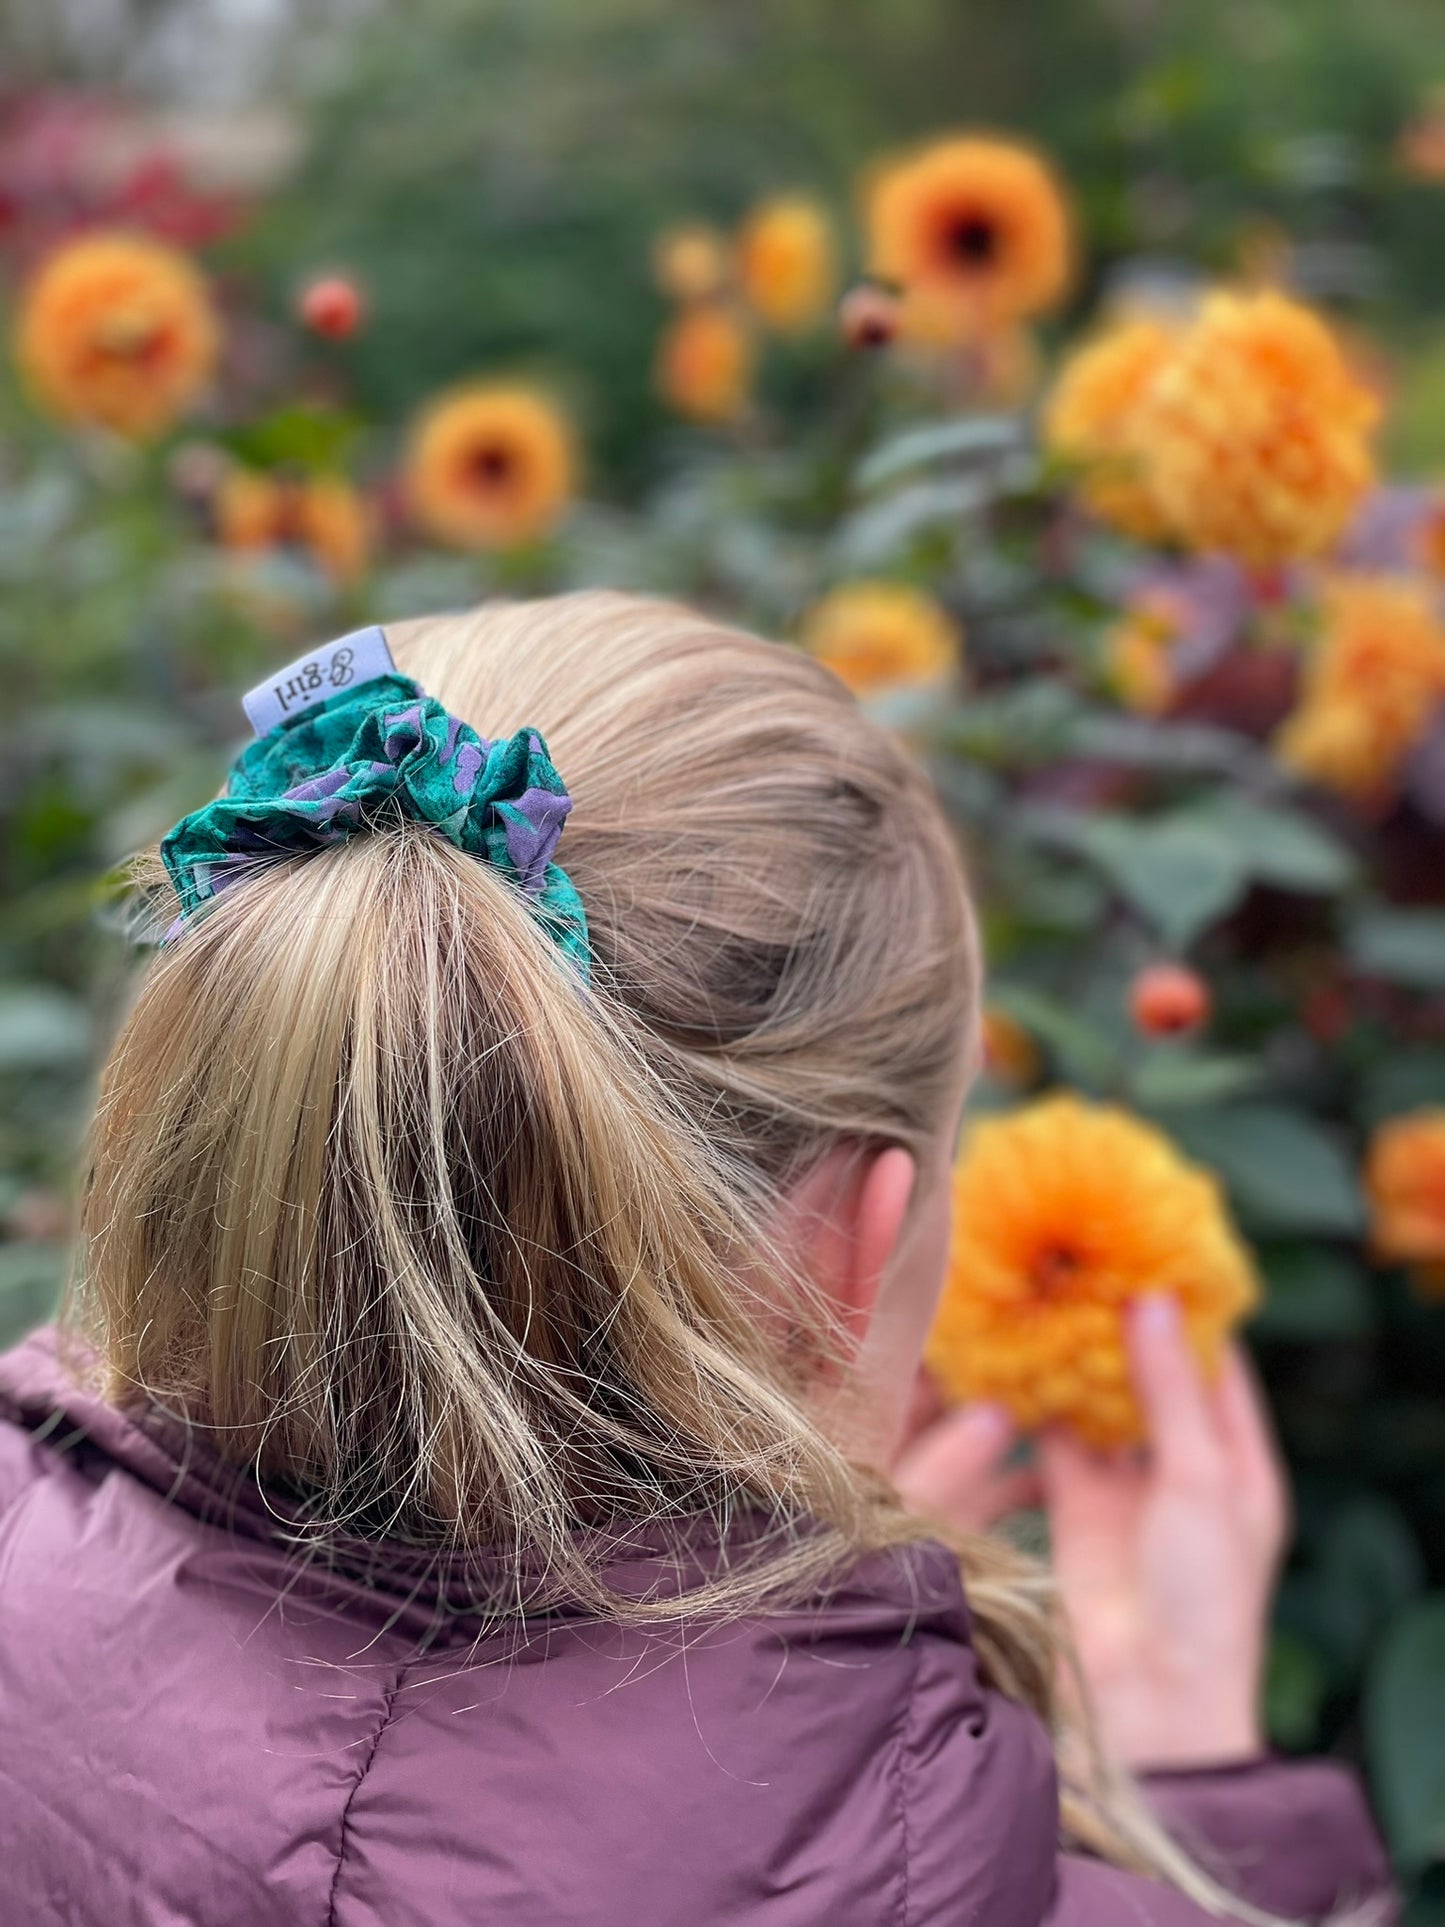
[468,442,516,488]
[94,308,169,363]
[1030,1242,1083,1294]
[946,214,998,265]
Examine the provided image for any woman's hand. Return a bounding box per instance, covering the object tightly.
[1040,1294,1290,1772]
[891,1366,1041,1533]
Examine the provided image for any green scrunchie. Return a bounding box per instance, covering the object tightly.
[158,673,590,977]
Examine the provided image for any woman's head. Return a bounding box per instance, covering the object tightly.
[68,591,1274,1908]
[73,590,979,1604]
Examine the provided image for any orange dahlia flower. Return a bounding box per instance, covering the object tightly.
[402,385,576,551]
[217,469,370,584]
[926,1094,1259,1448]
[1397,90,1445,183]
[864,135,1073,340]
[800,583,960,695]
[14,230,220,440]
[1129,290,1379,569]
[652,225,732,304]
[737,196,838,333]
[1043,318,1181,541]
[1366,1112,1445,1297]
[981,1008,1041,1089]
[1274,573,1445,799]
[655,304,754,423]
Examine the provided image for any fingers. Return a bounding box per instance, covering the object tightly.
[1126,1294,1223,1489]
[894,1364,946,1459]
[1037,1425,1143,1543]
[893,1401,1017,1524]
[1213,1341,1291,1554]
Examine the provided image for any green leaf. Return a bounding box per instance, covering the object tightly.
[945,682,1083,769]
[1360,1051,1445,1131]
[1256,1245,1376,1338]
[1076,816,1249,949]
[0,1242,66,1351]
[1066,712,1278,782]
[1322,1499,1426,1643]
[0,985,92,1074]
[1265,1630,1330,1751]
[223,403,367,474]
[1168,1105,1366,1235]
[1183,793,1360,895]
[854,416,1026,491]
[1130,1049,1262,1109]
[830,475,994,567]
[1349,909,1445,990]
[986,983,1119,1090]
[1367,1597,1445,1871]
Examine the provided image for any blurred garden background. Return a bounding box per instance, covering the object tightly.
[4,0,1445,1910]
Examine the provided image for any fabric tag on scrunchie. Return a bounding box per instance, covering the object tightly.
[241,625,398,735]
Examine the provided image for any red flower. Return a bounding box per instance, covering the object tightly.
[299,275,364,340]
[1130,964,1211,1037]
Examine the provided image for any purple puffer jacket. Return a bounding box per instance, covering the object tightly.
[0,1328,1394,1927]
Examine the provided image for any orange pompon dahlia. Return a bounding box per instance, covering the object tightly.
[402,385,576,551]
[737,196,838,333]
[1366,1112,1445,1298]
[217,470,370,583]
[1130,290,1379,569]
[1274,573,1445,799]
[1043,318,1181,541]
[926,1094,1259,1448]
[864,135,1073,340]
[652,225,731,304]
[800,582,960,695]
[14,230,220,440]
[655,304,753,423]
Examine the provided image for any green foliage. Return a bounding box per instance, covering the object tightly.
[1370,1600,1445,1870]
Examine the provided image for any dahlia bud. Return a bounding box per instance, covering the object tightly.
[839,283,901,351]
[1130,963,1211,1037]
[299,275,364,340]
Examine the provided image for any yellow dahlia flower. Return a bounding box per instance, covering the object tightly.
[864,135,1073,340]
[402,385,576,551]
[655,305,754,423]
[1130,290,1379,569]
[1043,318,1181,541]
[1275,573,1445,799]
[737,196,838,333]
[800,583,960,695]
[927,1094,1259,1448]
[1103,588,1186,715]
[1366,1112,1445,1301]
[652,225,732,304]
[14,229,220,440]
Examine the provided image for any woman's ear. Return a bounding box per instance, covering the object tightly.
[785,1141,917,1355]
[848,1145,918,1343]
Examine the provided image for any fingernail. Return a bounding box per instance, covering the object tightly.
[1134,1293,1179,1337]
[960,1402,1014,1447]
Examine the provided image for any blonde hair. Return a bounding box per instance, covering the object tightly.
[70,590,1271,1914]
